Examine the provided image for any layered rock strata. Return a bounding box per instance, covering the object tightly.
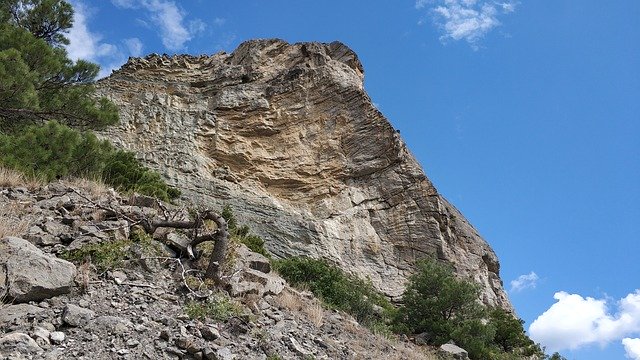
[97,39,511,309]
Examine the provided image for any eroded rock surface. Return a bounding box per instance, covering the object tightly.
[0,236,76,303]
[97,39,510,309]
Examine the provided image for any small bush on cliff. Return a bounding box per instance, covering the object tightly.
[61,229,162,271]
[221,205,270,258]
[393,257,544,360]
[272,257,394,329]
[185,293,243,321]
[0,121,180,201]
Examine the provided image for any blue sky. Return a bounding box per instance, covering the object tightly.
[65,1,640,358]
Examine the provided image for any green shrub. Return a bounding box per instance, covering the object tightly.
[0,121,180,201]
[272,257,394,329]
[489,307,542,356]
[61,229,162,271]
[61,238,132,271]
[393,258,482,341]
[393,257,545,360]
[185,294,242,321]
[222,205,270,258]
[0,120,111,180]
[102,150,180,202]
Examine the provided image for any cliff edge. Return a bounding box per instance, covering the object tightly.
[96,39,511,310]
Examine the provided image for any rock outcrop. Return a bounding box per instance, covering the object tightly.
[97,39,511,309]
[0,236,76,303]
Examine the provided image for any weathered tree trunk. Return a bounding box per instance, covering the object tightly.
[204,212,228,282]
[139,209,229,282]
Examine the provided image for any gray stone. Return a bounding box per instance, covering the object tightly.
[0,332,42,355]
[165,232,191,254]
[49,331,65,345]
[0,304,45,324]
[236,245,271,273]
[200,326,220,341]
[129,193,158,208]
[216,347,234,360]
[93,316,132,335]
[288,337,312,356]
[62,304,95,327]
[414,332,431,346]
[31,327,50,347]
[439,343,469,360]
[0,237,76,303]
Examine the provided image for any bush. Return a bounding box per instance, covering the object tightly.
[185,294,242,321]
[221,205,270,258]
[0,121,180,201]
[61,230,161,271]
[272,257,394,329]
[393,258,545,360]
[0,120,111,180]
[393,257,482,341]
[102,150,180,202]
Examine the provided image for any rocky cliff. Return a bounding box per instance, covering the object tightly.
[96,39,511,310]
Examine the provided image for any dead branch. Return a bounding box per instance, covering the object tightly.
[66,184,229,285]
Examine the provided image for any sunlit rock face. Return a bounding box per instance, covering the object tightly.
[97,39,511,310]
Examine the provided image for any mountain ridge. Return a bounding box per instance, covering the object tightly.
[96,38,512,311]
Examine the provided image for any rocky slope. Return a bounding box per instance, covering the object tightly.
[96,39,511,310]
[1,181,438,359]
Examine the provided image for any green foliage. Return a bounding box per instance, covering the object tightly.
[489,307,543,356]
[546,353,567,360]
[0,121,180,201]
[2,0,74,46]
[0,120,110,180]
[61,238,131,271]
[185,294,242,321]
[272,257,394,329]
[221,204,238,231]
[222,205,270,258]
[0,0,118,129]
[394,258,482,340]
[102,150,180,202]
[394,258,545,360]
[61,229,161,271]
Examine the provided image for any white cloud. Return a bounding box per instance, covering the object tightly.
[112,0,204,51]
[623,338,640,360]
[66,1,147,77]
[416,0,517,49]
[510,271,539,292]
[212,17,226,27]
[529,290,640,352]
[415,0,429,9]
[124,37,143,57]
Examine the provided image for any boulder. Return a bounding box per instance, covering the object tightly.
[62,304,95,327]
[0,237,76,303]
[0,332,42,356]
[439,343,469,360]
[0,304,45,325]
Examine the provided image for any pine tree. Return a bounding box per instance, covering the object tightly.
[0,0,118,130]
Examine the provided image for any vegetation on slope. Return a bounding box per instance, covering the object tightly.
[273,257,395,330]
[395,258,544,359]
[274,255,552,360]
[0,0,118,130]
[221,205,270,258]
[0,1,179,200]
[0,121,180,201]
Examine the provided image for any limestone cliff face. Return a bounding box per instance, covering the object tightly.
[96,39,511,310]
